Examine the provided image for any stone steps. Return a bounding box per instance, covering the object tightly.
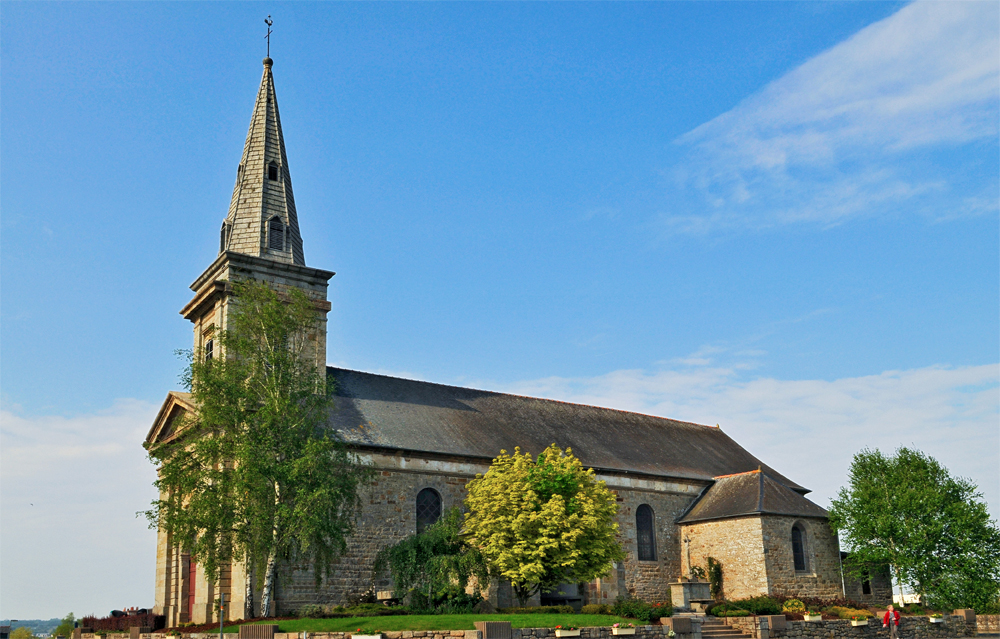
[700,619,751,639]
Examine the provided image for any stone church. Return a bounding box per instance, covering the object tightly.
[146,58,852,626]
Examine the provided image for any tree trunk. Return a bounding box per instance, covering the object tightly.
[514,583,532,608]
[260,549,278,618]
[893,563,904,605]
[244,560,255,619]
[260,483,282,618]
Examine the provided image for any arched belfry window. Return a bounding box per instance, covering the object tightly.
[792,523,808,572]
[416,488,442,533]
[636,504,656,561]
[268,161,279,181]
[268,217,284,250]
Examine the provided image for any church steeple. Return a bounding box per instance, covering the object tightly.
[221,57,305,266]
[180,56,333,379]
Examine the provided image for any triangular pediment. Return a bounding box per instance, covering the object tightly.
[145,391,197,446]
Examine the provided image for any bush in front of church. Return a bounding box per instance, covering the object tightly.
[708,597,781,616]
[464,444,627,607]
[296,603,413,619]
[611,597,673,622]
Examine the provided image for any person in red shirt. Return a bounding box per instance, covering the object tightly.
[883,605,901,639]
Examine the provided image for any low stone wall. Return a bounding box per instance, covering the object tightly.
[135,628,680,639]
[723,616,973,639]
[294,628,671,639]
[978,616,999,635]
[296,632,479,639]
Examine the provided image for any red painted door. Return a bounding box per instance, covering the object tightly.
[188,558,197,619]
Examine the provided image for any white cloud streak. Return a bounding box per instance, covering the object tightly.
[0,400,160,619]
[502,361,1000,523]
[669,1,999,231]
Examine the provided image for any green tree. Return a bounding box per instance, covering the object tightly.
[11,628,37,639]
[52,613,76,638]
[373,507,490,610]
[144,280,372,618]
[464,444,626,606]
[829,447,1000,610]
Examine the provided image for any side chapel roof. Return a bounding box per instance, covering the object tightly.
[325,367,809,493]
[677,469,828,523]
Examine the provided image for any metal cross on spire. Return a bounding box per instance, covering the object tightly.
[264,15,274,58]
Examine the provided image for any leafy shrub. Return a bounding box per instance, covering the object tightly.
[706,557,723,600]
[298,604,327,618]
[651,603,673,620]
[611,598,672,622]
[296,603,411,618]
[708,602,738,616]
[581,604,612,615]
[497,606,575,614]
[825,606,873,620]
[796,596,867,612]
[406,583,483,614]
[979,597,1000,615]
[739,597,782,615]
[709,598,782,617]
[612,598,650,621]
[782,599,805,613]
[718,610,750,618]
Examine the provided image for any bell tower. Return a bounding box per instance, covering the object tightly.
[149,56,334,626]
[180,56,333,374]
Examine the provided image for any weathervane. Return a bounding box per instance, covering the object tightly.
[264,15,274,58]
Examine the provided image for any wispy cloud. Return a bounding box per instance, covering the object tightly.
[0,400,160,618]
[668,1,999,232]
[502,358,1000,523]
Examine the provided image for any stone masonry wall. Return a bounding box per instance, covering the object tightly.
[842,560,892,607]
[616,490,694,604]
[723,616,972,639]
[680,517,769,600]
[760,516,841,599]
[978,614,999,634]
[274,457,481,613]
[270,453,706,615]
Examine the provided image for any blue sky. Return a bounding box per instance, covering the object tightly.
[2,1,997,619]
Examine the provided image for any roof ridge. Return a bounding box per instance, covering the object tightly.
[713,469,762,480]
[757,466,765,512]
[327,365,720,430]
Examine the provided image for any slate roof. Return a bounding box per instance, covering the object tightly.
[677,470,828,523]
[325,367,808,493]
[223,57,305,266]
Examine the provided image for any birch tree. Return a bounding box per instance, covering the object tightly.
[144,280,371,618]
[829,447,1000,611]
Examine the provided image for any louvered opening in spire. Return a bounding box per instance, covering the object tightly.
[221,58,305,265]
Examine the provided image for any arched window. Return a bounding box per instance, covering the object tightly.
[792,523,808,572]
[636,504,656,561]
[416,488,442,533]
[268,217,284,250]
[268,161,279,181]
[220,221,230,253]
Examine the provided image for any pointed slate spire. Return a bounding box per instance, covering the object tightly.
[221,57,305,265]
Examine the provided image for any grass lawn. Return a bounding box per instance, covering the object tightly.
[222,614,634,633]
